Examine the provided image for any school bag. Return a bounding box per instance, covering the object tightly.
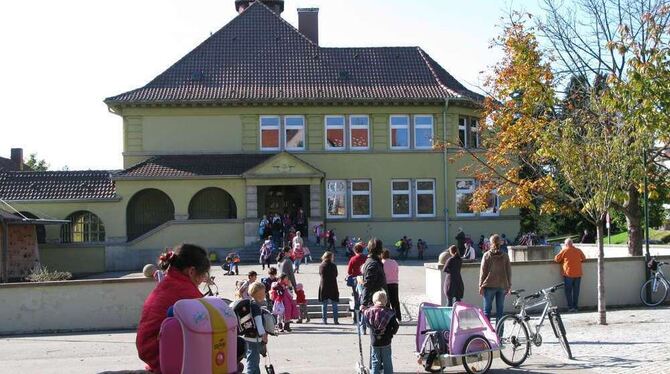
[159,297,239,374]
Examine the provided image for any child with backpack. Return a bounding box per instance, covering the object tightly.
[235,271,258,300]
[136,244,211,373]
[261,267,278,308]
[232,281,270,374]
[362,290,399,374]
[270,274,299,332]
[223,252,240,275]
[292,244,305,274]
[295,283,309,324]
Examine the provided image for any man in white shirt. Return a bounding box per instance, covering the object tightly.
[463,242,476,261]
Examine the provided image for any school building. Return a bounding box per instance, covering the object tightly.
[0,0,519,274]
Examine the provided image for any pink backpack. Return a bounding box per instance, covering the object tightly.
[159,297,239,374]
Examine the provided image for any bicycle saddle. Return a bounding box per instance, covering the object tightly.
[510,289,525,295]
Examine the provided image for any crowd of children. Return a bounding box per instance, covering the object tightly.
[137,237,404,374]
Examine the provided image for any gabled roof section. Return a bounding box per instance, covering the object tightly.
[242,151,324,178]
[115,154,275,179]
[105,1,482,107]
[0,171,117,201]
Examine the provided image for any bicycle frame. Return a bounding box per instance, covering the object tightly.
[516,295,554,343]
[651,268,669,291]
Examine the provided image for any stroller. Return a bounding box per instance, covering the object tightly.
[416,302,500,374]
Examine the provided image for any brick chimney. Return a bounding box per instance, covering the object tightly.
[10,148,23,171]
[298,8,319,45]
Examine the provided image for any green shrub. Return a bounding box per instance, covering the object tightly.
[25,266,72,282]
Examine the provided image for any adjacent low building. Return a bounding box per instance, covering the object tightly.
[0,0,520,273]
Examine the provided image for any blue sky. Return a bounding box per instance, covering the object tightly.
[0,0,542,170]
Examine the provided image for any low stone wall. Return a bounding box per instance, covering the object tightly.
[577,243,670,258]
[425,255,670,312]
[0,277,154,335]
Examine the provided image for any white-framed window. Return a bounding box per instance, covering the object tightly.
[349,115,370,150]
[350,180,371,218]
[414,115,434,149]
[260,116,281,151]
[391,179,412,217]
[469,118,480,149]
[458,117,468,147]
[390,115,410,149]
[325,115,346,150]
[284,116,305,150]
[481,188,500,216]
[458,117,481,149]
[415,179,436,217]
[456,179,476,216]
[326,180,347,219]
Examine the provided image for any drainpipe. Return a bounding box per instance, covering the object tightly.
[442,99,451,248]
[1,219,8,283]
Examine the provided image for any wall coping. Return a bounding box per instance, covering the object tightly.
[40,243,106,249]
[0,277,153,289]
[425,254,670,271]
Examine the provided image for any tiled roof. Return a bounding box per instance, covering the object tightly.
[105,2,483,107]
[0,171,117,201]
[116,154,275,178]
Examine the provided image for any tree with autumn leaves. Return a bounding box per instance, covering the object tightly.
[465,7,670,324]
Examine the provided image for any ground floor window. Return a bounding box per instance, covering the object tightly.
[61,211,105,243]
[456,179,499,216]
[391,180,411,217]
[415,179,436,217]
[351,180,371,218]
[326,180,347,219]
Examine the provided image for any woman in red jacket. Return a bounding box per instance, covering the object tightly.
[136,243,211,373]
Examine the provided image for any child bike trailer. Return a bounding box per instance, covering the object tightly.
[160,297,239,374]
[416,302,500,374]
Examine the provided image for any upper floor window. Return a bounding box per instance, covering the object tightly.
[284,116,305,151]
[260,116,281,151]
[414,116,434,149]
[61,211,106,243]
[390,115,410,149]
[459,117,481,149]
[349,116,370,150]
[325,116,345,150]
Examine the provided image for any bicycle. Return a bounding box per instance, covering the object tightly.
[496,283,572,367]
[640,258,669,307]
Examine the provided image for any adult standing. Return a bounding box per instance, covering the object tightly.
[271,213,283,249]
[455,227,466,256]
[478,234,512,324]
[443,245,464,306]
[294,208,307,240]
[361,238,388,307]
[381,249,401,321]
[292,231,304,249]
[318,251,339,324]
[554,238,586,312]
[278,246,297,289]
[347,242,367,295]
[259,215,269,241]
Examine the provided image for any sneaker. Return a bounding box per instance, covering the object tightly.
[296,319,303,324]
[333,321,340,325]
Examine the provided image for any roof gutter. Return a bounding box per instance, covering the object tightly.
[443,98,451,248]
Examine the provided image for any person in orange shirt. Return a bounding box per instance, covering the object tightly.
[554,238,586,312]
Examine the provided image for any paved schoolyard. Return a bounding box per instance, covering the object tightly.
[3,259,668,373]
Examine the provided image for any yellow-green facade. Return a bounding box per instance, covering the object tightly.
[8,103,519,273]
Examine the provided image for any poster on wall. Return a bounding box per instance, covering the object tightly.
[326,180,346,218]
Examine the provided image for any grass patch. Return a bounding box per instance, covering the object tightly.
[549,230,670,244]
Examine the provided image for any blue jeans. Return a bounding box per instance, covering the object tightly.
[483,287,505,324]
[245,340,261,374]
[321,299,339,323]
[293,258,301,272]
[564,276,581,310]
[370,345,393,374]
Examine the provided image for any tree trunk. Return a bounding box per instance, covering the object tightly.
[624,187,643,256]
[596,221,607,325]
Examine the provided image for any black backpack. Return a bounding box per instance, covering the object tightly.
[232,299,258,338]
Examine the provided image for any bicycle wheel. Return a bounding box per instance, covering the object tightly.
[462,335,493,374]
[640,277,669,307]
[549,311,572,359]
[496,314,530,367]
